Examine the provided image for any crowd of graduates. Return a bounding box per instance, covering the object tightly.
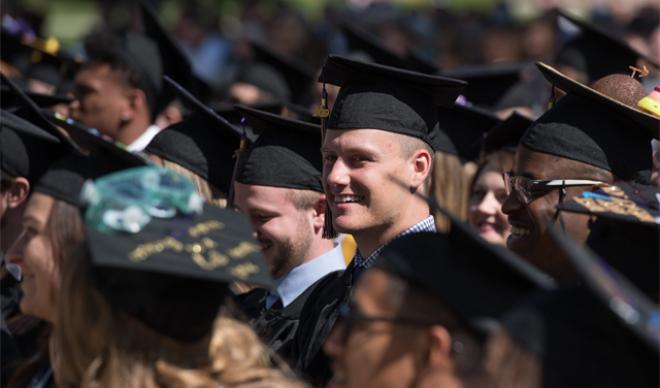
[1,1,659,387]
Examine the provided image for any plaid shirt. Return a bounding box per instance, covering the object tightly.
[353,215,437,271]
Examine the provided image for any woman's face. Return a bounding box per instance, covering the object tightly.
[5,193,59,322]
[468,165,511,246]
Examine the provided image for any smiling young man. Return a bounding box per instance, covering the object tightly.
[501,63,658,282]
[232,106,345,362]
[294,55,466,384]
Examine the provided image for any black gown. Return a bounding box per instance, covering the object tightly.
[293,262,354,386]
[235,271,342,366]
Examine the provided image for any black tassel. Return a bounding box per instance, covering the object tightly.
[316,81,337,239]
[227,117,249,208]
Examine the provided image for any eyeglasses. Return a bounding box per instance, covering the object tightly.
[503,172,606,205]
[336,302,437,342]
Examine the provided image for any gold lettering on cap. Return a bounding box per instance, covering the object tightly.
[227,241,260,259]
[129,237,184,262]
[192,249,230,270]
[188,220,224,238]
[230,263,259,280]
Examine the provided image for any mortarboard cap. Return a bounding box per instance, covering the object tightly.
[320,55,466,150]
[556,9,659,82]
[145,76,242,194]
[520,62,658,180]
[442,62,529,108]
[234,105,323,192]
[374,216,555,340]
[339,23,411,69]
[0,110,70,183]
[482,112,533,154]
[437,103,502,161]
[82,166,273,342]
[1,84,72,109]
[556,181,659,302]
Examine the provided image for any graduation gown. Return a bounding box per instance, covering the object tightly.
[236,272,341,365]
[293,262,354,385]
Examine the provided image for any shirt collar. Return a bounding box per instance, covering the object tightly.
[126,124,160,152]
[272,244,346,308]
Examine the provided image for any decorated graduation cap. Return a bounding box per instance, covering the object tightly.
[82,166,273,342]
[374,214,555,340]
[145,76,242,195]
[320,55,467,150]
[556,9,659,82]
[238,39,315,104]
[139,0,212,104]
[234,105,323,192]
[0,110,70,183]
[482,111,533,154]
[339,23,410,69]
[557,181,659,302]
[436,103,502,161]
[442,62,528,108]
[520,62,659,180]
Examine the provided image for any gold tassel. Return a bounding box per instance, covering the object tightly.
[318,82,337,239]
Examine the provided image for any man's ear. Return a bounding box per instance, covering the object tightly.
[426,324,454,367]
[311,194,327,230]
[6,177,30,209]
[125,88,148,119]
[410,148,432,189]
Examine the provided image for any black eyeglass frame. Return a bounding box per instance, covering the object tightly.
[503,172,606,205]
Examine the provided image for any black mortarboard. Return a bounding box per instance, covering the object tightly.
[84,180,273,342]
[241,40,315,104]
[442,62,529,108]
[375,218,555,340]
[145,76,242,194]
[556,9,659,82]
[339,23,410,69]
[520,62,658,180]
[0,110,69,183]
[139,0,212,104]
[556,182,659,302]
[436,103,502,161]
[24,47,81,89]
[235,105,323,192]
[482,112,533,154]
[1,84,72,110]
[320,55,467,150]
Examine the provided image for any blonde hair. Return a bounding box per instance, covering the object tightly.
[431,151,477,232]
[146,153,228,208]
[55,244,306,388]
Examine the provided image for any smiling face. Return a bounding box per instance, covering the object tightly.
[5,193,58,322]
[233,183,316,278]
[321,129,431,253]
[469,162,511,246]
[501,146,611,280]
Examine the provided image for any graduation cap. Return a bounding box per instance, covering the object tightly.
[1,84,72,110]
[234,105,323,192]
[24,46,81,90]
[82,166,273,342]
[320,55,467,150]
[139,0,212,105]
[240,39,315,104]
[374,216,555,341]
[482,112,533,154]
[519,62,659,180]
[0,110,71,183]
[556,181,659,302]
[556,9,659,82]
[144,76,242,195]
[436,103,502,161]
[339,23,411,69]
[442,62,529,108]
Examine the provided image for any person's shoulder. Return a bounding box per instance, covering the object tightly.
[234,287,268,320]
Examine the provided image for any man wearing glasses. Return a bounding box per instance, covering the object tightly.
[501,63,657,282]
[323,221,552,388]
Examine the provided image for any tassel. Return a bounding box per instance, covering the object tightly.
[318,82,337,239]
[227,117,249,208]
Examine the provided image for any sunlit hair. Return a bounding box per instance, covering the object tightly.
[287,189,323,210]
[8,198,85,388]
[431,151,476,232]
[145,153,228,208]
[54,243,306,388]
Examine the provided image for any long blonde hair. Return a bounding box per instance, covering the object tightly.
[431,151,477,232]
[146,153,228,209]
[54,244,306,388]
